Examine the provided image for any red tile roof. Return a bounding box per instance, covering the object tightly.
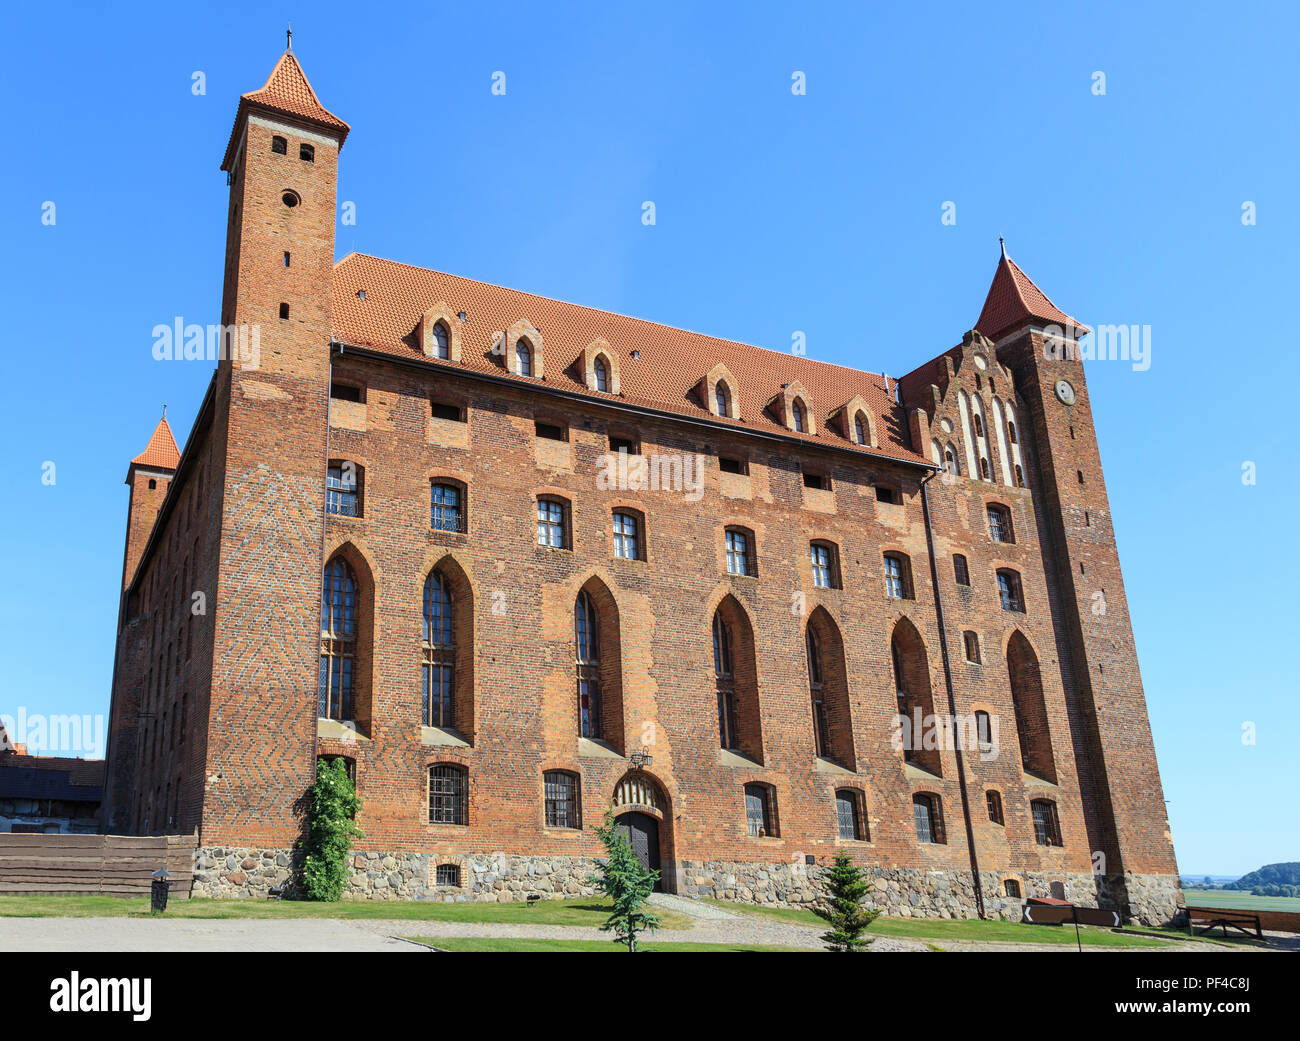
[130,416,180,472]
[975,254,1082,340]
[330,254,927,465]
[221,50,350,171]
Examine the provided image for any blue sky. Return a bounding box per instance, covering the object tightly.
[1,1,1294,875]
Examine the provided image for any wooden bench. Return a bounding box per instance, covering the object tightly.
[1187,909,1262,939]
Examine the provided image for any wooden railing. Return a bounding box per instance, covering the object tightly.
[0,834,194,898]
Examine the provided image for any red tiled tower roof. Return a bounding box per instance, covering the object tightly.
[221,50,350,171]
[975,250,1083,340]
[130,416,180,472]
[330,253,926,464]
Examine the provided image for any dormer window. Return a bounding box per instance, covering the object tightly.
[593,356,609,392]
[854,414,867,445]
[432,321,451,360]
[792,400,807,433]
[715,383,730,417]
[516,341,533,377]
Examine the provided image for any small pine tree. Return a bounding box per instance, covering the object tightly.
[301,758,363,901]
[813,852,880,952]
[588,810,661,952]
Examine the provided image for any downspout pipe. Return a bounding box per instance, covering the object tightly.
[920,471,986,918]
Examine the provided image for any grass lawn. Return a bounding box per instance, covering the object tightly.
[408,937,812,953]
[0,894,689,929]
[702,899,1182,948]
[1184,888,1300,913]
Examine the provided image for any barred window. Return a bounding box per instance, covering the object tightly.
[987,504,1013,543]
[318,558,356,720]
[575,592,600,739]
[835,789,865,841]
[1004,878,1022,898]
[537,498,567,548]
[613,511,641,560]
[544,770,579,828]
[744,783,775,837]
[326,462,361,517]
[1031,799,1062,847]
[435,863,461,887]
[422,571,455,728]
[431,483,464,532]
[428,764,467,825]
[913,793,945,844]
[725,528,753,576]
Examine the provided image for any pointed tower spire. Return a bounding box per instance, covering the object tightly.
[221,48,350,171]
[129,413,181,476]
[975,246,1083,341]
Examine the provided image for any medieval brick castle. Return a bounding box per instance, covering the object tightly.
[103,47,1181,922]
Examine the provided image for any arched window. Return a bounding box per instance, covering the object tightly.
[515,340,533,377]
[835,789,866,840]
[975,710,993,746]
[952,553,970,586]
[973,413,985,438]
[428,764,467,825]
[713,611,739,750]
[913,793,945,844]
[854,412,868,445]
[593,356,610,392]
[715,381,730,417]
[575,592,600,738]
[892,619,939,775]
[963,631,981,663]
[1031,799,1062,846]
[271,135,287,154]
[299,143,315,162]
[806,629,828,758]
[944,446,959,475]
[791,399,807,433]
[979,456,991,480]
[986,788,1004,825]
[319,558,356,720]
[432,321,451,360]
[1004,878,1022,898]
[422,571,455,728]
[544,770,580,828]
[430,482,464,532]
[1007,421,1018,445]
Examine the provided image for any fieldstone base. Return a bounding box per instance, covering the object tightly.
[191,847,604,902]
[1097,872,1185,927]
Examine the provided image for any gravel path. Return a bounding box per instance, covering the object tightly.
[0,917,424,953]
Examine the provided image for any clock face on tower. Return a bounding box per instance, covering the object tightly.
[1054,379,1076,405]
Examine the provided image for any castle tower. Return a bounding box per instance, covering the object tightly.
[121,413,180,589]
[201,46,349,845]
[977,248,1181,922]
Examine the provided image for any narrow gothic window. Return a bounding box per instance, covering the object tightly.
[979,456,991,480]
[515,341,533,376]
[953,553,970,586]
[319,559,356,721]
[974,414,985,437]
[713,612,739,750]
[575,592,600,739]
[854,413,867,445]
[715,382,730,416]
[791,400,806,433]
[593,356,609,392]
[422,571,455,728]
[807,629,829,759]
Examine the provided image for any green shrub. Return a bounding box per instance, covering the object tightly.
[300,758,362,901]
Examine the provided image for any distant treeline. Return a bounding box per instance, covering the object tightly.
[1192,862,1300,895]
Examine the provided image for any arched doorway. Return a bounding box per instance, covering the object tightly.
[611,772,673,893]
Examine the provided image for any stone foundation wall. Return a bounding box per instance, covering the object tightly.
[190,846,1181,926]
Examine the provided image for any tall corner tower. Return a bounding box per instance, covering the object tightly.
[976,247,1181,923]
[203,44,350,846]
